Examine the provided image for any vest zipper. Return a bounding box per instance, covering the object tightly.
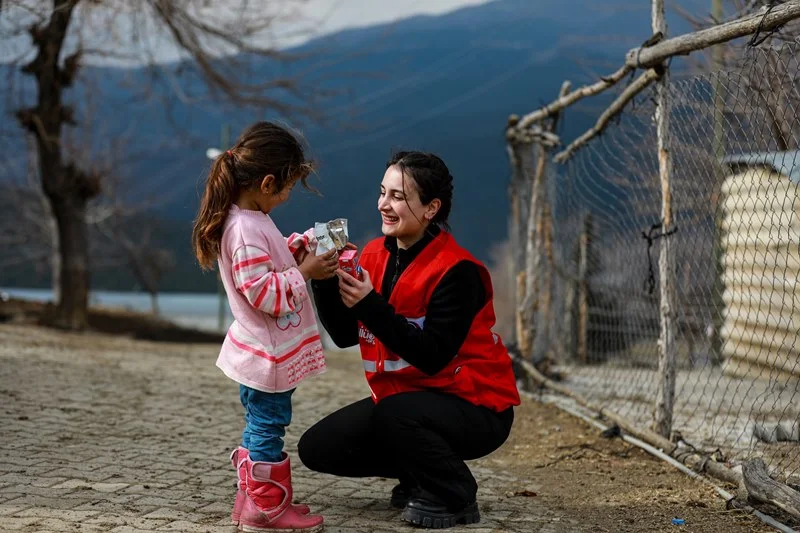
[388,253,401,295]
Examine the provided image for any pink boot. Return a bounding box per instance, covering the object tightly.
[230,448,310,526]
[240,454,323,533]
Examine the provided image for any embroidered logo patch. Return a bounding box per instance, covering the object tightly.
[277,301,303,330]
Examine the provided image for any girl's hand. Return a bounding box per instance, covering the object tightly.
[337,268,373,308]
[293,248,309,265]
[298,249,339,281]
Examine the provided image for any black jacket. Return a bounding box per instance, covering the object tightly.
[311,226,486,376]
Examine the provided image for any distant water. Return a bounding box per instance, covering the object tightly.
[1,287,232,333]
[1,288,337,347]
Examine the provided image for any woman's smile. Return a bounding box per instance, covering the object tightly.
[381,214,399,225]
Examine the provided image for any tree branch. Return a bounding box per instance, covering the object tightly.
[742,458,800,519]
[143,0,316,116]
[626,1,800,68]
[553,68,662,164]
[508,64,633,136]
[509,1,800,148]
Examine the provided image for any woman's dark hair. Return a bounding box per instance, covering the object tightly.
[386,151,453,230]
[192,121,314,269]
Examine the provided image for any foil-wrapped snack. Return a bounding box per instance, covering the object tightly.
[327,218,349,250]
[314,222,336,256]
[314,218,349,256]
[313,218,361,277]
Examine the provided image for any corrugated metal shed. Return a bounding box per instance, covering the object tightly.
[720,151,800,381]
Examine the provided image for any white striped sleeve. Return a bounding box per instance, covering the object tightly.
[287,228,316,255]
[231,245,308,317]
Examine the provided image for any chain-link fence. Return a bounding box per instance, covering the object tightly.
[511,41,800,491]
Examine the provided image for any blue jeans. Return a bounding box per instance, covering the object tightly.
[239,385,294,463]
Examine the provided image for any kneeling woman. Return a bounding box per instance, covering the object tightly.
[298,151,520,529]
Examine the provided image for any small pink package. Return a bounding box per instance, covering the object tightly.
[338,249,360,278]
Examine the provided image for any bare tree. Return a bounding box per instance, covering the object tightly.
[0,175,177,316]
[676,0,800,150]
[1,0,319,329]
[0,138,54,282]
[95,221,176,315]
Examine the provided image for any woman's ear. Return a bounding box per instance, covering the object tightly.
[425,198,441,221]
[260,175,276,195]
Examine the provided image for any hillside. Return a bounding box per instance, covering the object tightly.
[0,0,692,292]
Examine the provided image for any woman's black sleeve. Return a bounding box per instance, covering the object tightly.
[351,260,486,375]
[311,277,359,348]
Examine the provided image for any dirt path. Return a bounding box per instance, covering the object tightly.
[0,323,772,532]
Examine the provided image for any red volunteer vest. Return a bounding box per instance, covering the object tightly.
[357,232,521,412]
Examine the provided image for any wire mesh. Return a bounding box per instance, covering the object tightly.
[520,41,800,485]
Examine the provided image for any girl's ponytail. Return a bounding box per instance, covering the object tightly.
[192,121,314,270]
[192,155,237,270]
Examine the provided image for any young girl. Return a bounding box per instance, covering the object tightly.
[192,121,337,533]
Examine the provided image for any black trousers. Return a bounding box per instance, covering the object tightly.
[297,391,514,509]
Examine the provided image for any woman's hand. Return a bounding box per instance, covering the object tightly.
[298,249,339,281]
[337,268,373,308]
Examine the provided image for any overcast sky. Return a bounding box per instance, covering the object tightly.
[302,0,491,34]
[0,0,494,65]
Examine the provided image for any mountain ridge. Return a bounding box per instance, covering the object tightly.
[0,0,694,292]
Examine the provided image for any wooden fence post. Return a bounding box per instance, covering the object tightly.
[652,0,678,439]
[520,142,548,359]
[577,214,591,364]
[542,202,558,361]
[507,139,534,349]
[518,81,571,362]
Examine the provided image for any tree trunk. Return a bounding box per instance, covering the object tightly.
[49,195,90,329]
[17,0,92,330]
[35,182,63,305]
[49,213,62,305]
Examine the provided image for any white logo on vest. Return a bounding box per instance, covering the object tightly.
[358,325,375,345]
